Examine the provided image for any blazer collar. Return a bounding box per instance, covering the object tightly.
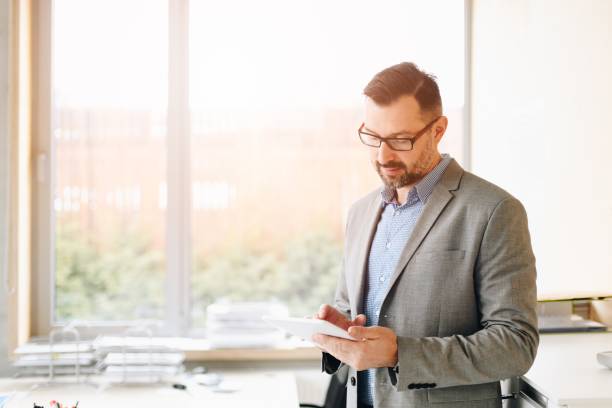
[437,158,463,192]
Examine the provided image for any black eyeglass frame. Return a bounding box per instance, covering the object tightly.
[357,116,441,151]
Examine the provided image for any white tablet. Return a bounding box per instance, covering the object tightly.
[263,316,357,341]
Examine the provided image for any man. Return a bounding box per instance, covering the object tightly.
[312,62,538,408]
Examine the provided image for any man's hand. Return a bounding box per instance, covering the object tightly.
[312,305,398,371]
[315,304,366,330]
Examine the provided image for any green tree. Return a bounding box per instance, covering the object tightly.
[56,222,342,328]
[55,222,164,321]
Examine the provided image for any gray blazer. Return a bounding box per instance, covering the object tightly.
[323,159,538,408]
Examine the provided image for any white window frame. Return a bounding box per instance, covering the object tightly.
[31,0,193,337]
[31,0,472,339]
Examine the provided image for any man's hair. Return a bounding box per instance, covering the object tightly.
[363,62,442,118]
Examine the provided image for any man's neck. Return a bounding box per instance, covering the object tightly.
[395,186,412,206]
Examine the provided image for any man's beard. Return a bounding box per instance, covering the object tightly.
[376,161,426,189]
[375,139,438,189]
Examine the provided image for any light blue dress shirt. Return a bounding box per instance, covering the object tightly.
[358,154,452,406]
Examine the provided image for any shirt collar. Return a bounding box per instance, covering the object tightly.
[381,154,452,207]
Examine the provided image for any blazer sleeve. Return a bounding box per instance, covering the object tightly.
[389,196,539,390]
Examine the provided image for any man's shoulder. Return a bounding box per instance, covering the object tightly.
[457,169,522,209]
[435,158,520,210]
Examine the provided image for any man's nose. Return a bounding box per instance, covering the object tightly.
[377,141,396,163]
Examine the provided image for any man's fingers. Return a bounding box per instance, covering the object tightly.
[311,334,327,352]
[318,304,351,330]
[313,334,353,358]
[348,325,379,340]
[312,333,336,354]
[318,304,336,320]
[352,314,367,326]
[317,304,327,319]
[348,326,366,339]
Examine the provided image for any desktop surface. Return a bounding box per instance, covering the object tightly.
[0,369,299,408]
[523,331,612,406]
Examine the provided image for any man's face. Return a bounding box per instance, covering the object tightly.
[363,95,443,190]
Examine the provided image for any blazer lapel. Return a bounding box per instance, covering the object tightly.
[380,160,464,303]
[350,193,383,317]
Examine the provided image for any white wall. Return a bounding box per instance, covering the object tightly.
[471,0,612,299]
[0,0,11,374]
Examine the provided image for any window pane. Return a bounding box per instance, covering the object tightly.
[189,0,465,326]
[53,0,168,322]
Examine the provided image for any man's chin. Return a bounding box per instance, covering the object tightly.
[380,174,404,188]
[380,172,423,189]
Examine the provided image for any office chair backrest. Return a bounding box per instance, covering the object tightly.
[300,373,347,408]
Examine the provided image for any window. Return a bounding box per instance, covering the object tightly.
[34,0,466,336]
[50,0,168,324]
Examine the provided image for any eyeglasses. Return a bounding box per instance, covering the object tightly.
[358,116,441,151]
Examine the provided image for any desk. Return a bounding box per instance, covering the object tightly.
[0,370,299,408]
[513,331,612,407]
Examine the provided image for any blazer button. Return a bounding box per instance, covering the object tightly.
[350,376,356,386]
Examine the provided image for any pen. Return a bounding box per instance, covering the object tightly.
[172,382,194,397]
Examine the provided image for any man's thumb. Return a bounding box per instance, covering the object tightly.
[348,325,369,340]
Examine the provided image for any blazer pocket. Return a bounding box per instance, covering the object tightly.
[413,249,466,263]
[427,383,499,403]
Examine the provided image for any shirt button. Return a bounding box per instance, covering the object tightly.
[385,242,391,249]
[376,310,380,316]
[379,276,385,283]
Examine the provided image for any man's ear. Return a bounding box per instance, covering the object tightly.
[433,116,448,142]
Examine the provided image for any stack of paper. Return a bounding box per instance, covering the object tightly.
[13,342,98,376]
[206,301,288,348]
[94,336,185,383]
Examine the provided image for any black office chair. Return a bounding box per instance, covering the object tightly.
[300,373,347,408]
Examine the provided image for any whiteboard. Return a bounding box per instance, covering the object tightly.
[471,0,612,300]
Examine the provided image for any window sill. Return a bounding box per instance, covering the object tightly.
[21,335,322,363]
[178,338,321,362]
